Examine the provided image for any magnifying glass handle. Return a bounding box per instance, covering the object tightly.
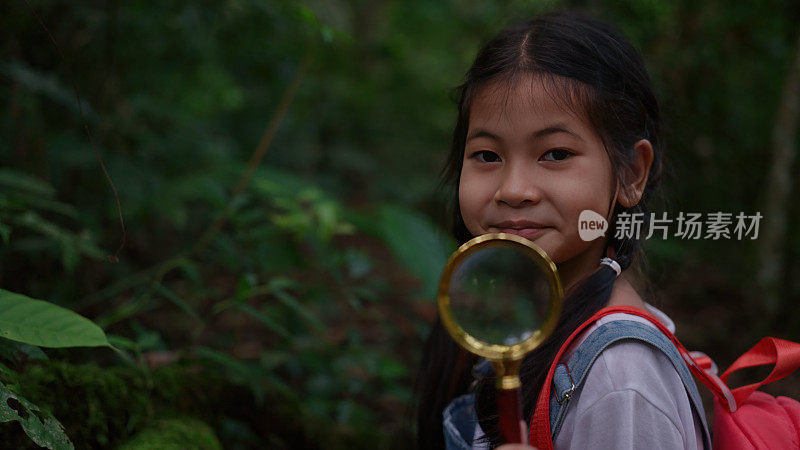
[497,386,527,444]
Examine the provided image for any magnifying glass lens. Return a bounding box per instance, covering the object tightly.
[449,244,552,346]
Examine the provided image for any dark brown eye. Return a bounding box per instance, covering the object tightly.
[542,149,573,162]
[473,150,501,163]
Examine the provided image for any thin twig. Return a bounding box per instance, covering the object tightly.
[192,51,314,256]
[77,52,313,310]
[23,0,127,262]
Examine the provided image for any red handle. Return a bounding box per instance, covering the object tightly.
[720,336,800,407]
[497,386,525,444]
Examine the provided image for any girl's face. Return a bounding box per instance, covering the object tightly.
[459,76,616,288]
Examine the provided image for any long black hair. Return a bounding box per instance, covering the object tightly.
[415,11,663,449]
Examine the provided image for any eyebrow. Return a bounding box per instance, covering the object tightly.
[533,125,584,141]
[466,124,584,143]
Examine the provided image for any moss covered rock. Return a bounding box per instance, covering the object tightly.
[117,417,222,450]
[0,359,325,449]
[2,360,221,449]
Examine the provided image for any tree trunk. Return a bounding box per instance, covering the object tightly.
[756,32,800,315]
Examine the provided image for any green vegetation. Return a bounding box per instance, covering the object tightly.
[118,418,222,450]
[1,0,799,448]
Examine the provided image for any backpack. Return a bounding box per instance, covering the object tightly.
[529,306,800,450]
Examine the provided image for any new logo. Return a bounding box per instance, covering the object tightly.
[578,210,608,241]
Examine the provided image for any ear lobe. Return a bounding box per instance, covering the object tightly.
[617,139,654,208]
[617,187,639,208]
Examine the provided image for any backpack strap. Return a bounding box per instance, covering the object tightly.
[546,319,712,449]
[530,306,716,450]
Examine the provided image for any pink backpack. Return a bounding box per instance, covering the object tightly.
[530,306,800,449]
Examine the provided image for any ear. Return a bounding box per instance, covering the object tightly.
[617,139,654,208]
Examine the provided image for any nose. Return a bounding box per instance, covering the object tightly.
[494,164,543,207]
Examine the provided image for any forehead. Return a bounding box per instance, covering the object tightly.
[468,75,593,134]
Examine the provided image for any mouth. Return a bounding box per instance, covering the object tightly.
[490,220,552,240]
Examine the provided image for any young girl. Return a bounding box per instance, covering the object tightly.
[416,12,709,449]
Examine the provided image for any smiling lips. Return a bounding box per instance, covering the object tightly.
[491,220,552,240]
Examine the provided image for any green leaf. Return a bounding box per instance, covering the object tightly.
[152,282,201,322]
[362,205,456,298]
[0,360,17,382]
[0,289,110,348]
[177,259,202,284]
[4,191,79,218]
[11,212,105,271]
[191,346,295,403]
[0,222,11,244]
[0,169,56,198]
[2,61,92,118]
[94,291,153,329]
[234,303,290,339]
[272,288,325,332]
[0,380,74,450]
[106,334,139,352]
[296,4,320,27]
[0,337,48,362]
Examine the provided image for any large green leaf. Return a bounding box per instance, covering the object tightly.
[0,381,74,450]
[0,290,109,348]
[358,205,456,298]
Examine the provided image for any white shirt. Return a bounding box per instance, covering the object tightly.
[472,304,705,449]
[553,304,705,449]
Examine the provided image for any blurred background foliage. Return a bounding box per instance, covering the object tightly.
[1,0,799,448]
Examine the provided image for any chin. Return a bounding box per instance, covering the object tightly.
[541,239,590,265]
[528,238,561,263]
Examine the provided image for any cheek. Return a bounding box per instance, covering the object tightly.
[542,174,611,262]
[557,171,613,216]
[458,180,475,224]
[458,171,487,232]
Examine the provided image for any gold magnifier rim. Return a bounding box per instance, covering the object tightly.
[437,233,563,362]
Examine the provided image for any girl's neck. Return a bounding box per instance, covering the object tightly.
[557,239,607,290]
[607,274,647,309]
[557,241,647,310]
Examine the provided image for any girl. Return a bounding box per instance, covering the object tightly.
[415,12,709,449]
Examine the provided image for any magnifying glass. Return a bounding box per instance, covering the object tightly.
[437,233,563,444]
